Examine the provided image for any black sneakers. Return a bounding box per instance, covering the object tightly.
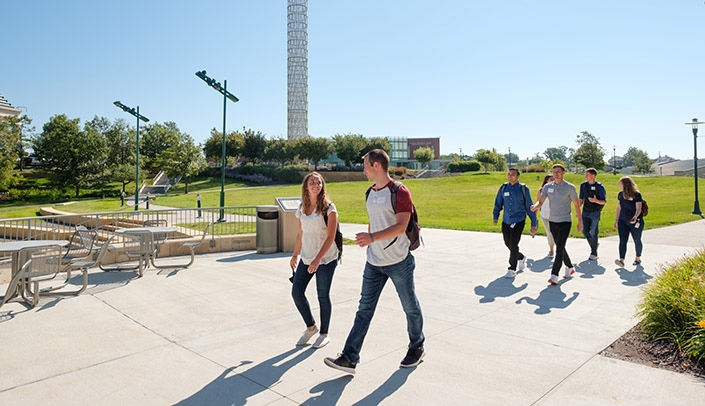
[324,354,356,374]
[400,348,425,368]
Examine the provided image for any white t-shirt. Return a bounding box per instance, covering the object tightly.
[539,186,551,219]
[366,182,412,266]
[295,203,339,265]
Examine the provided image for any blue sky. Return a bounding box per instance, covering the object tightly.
[2,1,704,162]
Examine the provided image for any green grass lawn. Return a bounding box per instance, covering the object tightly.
[1,172,702,238]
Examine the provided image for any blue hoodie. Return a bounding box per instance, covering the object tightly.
[493,182,538,227]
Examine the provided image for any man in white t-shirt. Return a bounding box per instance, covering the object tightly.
[324,149,425,374]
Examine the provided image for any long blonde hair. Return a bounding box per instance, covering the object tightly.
[619,176,639,199]
[301,172,330,215]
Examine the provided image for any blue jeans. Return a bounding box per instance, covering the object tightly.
[581,210,602,256]
[291,259,337,334]
[617,218,644,259]
[342,253,424,364]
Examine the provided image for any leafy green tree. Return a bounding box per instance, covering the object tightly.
[296,137,334,170]
[544,146,569,162]
[154,134,206,194]
[264,138,297,167]
[361,137,392,157]
[33,114,106,197]
[632,149,654,174]
[242,128,267,163]
[621,146,639,167]
[202,128,244,163]
[573,131,605,170]
[0,115,30,189]
[414,147,434,167]
[505,152,520,167]
[111,163,141,193]
[475,148,502,172]
[140,122,183,173]
[332,133,367,166]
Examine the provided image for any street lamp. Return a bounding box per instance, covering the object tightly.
[613,145,616,175]
[685,118,704,215]
[113,101,150,211]
[195,70,239,222]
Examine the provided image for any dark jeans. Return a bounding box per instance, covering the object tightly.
[617,218,644,259]
[291,259,337,334]
[501,220,526,270]
[581,210,602,256]
[549,221,573,276]
[342,253,424,364]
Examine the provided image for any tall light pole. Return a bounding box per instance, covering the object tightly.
[613,145,616,175]
[508,147,512,168]
[195,70,239,222]
[113,101,149,211]
[685,119,704,215]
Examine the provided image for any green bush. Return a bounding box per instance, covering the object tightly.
[639,248,705,361]
[448,161,481,173]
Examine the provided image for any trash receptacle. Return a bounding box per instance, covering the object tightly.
[256,205,279,254]
[275,197,302,252]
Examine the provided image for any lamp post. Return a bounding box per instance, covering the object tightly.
[613,145,616,175]
[113,101,150,211]
[195,70,239,222]
[685,118,704,215]
[507,147,512,168]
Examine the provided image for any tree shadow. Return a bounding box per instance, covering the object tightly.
[175,346,314,405]
[474,277,528,303]
[515,285,580,314]
[300,375,354,405]
[575,260,606,279]
[351,367,417,405]
[615,265,652,286]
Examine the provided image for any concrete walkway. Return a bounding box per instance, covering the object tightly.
[1,220,704,405]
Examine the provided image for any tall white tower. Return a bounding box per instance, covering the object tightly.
[287,0,308,140]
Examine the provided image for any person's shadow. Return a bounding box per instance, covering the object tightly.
[300,375,354,405]
[351,367,416,405]
[175,347,314,405]
[576,260,606,279]
[474,277,528,303]
[526,256,553,272]
[515,285,580,314]
[615,264,652,286]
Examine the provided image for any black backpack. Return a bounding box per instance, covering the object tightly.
[365,181,422,251]
[323,210,344,262]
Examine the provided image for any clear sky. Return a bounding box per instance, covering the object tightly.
[2,1,704,162]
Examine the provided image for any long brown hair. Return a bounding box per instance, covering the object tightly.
[619,176,639,199]
[301,172,330,215]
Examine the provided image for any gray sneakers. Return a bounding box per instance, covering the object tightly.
[296,326,319,346]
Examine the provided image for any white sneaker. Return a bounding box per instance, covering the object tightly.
[312,334,330,349]
[563,266,575,278]
[548,274,559,285]
[588,254,598,261]
[517,258,526,271]
[296,326,319,346]
[504,269,516,278]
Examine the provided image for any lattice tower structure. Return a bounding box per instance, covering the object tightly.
[287,0,308,140]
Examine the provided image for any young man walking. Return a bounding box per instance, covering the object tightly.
[324,149,425,374]
[493,168,538,278]
[531,164,583,285]
[579,168,606,260]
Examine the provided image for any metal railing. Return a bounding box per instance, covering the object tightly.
[0,206,258,246]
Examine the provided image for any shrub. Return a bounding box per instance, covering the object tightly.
[638,248,705,361]
[448,161,481,173]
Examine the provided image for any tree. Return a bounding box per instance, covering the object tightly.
[241,128,267,163]
[202,128,244,163]
[632,149,654,174]
[140,122,183,173]
[573,131,605,170]
[361,137,391,157]
[544,146,569,162]
[414,147,434,167]
[264,137,297,167]
[154,134,206,194]
[505,152,520,167]
[33,114,106,197]
[296,137,334,170]
[0,115,30,190]
[621,146,639,167]
[475,148,500,172]
[332,133,367,166]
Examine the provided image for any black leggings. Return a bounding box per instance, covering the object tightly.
[549,221,573,276]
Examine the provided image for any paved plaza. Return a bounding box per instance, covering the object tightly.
[1,220,705,405]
